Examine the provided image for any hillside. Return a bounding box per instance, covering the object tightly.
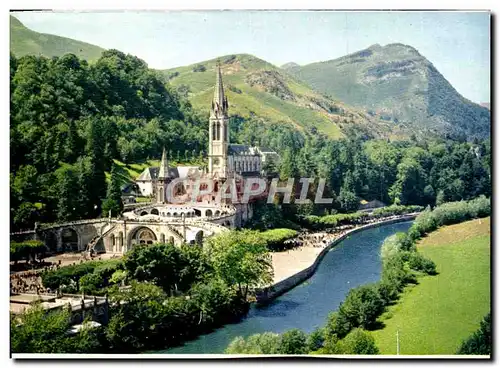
[372,218,490,354]
[162,54,402,140]
[286,43,491,140]
[10,15,105,62]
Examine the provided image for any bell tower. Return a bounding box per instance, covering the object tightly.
[156,147,169,203]
[208,61,230,179]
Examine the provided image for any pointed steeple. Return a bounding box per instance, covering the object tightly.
[158,147,169,179]
[211,61,228,117]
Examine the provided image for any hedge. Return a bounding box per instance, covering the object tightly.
[303,212,368,230]
[41,259,123,293]
[324,196,490,340]
[371,204,423,217]
[302,204,423,230]
[10,240,46,262]
[260,228,298,251]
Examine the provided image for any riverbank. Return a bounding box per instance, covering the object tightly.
[257,213,418,303]
[372,217,491,354]
[157,220,414,354]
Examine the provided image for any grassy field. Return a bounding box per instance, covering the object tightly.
[371,217,491,355]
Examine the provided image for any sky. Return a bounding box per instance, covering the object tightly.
[12,10,490,103]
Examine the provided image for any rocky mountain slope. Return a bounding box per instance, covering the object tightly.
[162,54,403,140]
[284,43,490,140]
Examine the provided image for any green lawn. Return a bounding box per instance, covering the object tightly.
[371,218,491,355]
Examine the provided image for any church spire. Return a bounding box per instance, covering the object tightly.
[158,147,169,179]
[211,61,228,117]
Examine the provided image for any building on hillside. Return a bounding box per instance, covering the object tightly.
[135,62,279,204]
[358,199,386,212]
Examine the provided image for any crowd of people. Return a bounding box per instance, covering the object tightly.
[11,269,48,295]
[290,213,412,251]
[10,212,413,295]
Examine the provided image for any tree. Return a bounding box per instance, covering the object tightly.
[106,281,168,352]
[338,187,359,213]
[390,158,427,205]
[55,165,78,221]
[278,329,308,354]
[225,332,281,354]
[279,148,299,180]
[123,243,184,293]
[336,284,385,333]
[336,328,379,355]
[457,313,491,355]
[306,327,325,352]
[11,305,101,353]
[206,230,273,299]
[102,163,123,217]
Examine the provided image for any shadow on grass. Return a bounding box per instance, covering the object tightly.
[366,320,386,331]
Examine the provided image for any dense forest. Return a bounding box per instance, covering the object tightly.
[10,51,491,231]
[10,50,208,230]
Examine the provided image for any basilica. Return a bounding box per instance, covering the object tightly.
[136,63,279,204]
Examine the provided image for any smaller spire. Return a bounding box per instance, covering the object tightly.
[158,147,169,179]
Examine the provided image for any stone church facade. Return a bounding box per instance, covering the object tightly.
[136,63,279,204]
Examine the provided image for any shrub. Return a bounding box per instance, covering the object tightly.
[10,240,46,263]
[278,329,308,354]
[79,272,105,294]
[376,281,400,306]
[260,228,298,251]
[405,252,437,275]
[225,332,281,354]
[410,196,490,242]
[457,313,491,355]
[193,64,206,72]
[306,327,325,351]
[335,328,379,355]
[380,234,402,261]
[337,284,385,333]
[41,259,123,292]
[467,195,491,218]
[372,204,423,218]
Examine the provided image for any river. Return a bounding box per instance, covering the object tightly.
[155,220,413,354]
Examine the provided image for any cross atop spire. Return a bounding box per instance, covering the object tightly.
[158,147,169,179]
[211,60,228,117]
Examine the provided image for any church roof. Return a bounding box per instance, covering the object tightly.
[229,144,257,155]
[136,166,201,182]
[137,167,159,181]
[228,144,278,156]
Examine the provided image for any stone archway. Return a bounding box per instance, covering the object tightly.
[61,228,79,252]
[140,211,148,216]
[129,226,157,248]
[44,231,57,253]
[205,209,213,217]
[151,208,159,216]
[118,231,124,253]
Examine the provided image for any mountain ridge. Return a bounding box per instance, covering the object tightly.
[10,15,105,62]
[161,53,405,140]
[285,43,490,140]
[9,17,488,141]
